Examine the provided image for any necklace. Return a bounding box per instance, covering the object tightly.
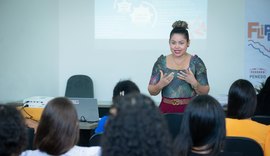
[192,146,212,154]
[172,53,188,67]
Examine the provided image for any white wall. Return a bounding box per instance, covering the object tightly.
[207,0,245,95]
[0,0,59,103]
[0,0,245,104]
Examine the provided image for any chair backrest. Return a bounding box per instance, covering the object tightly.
[163,113,183,140]
[65,75,94,98]
[223,136,264,156]
[89,133,102,147]
[26,128,35,150]
[251,115,270,125]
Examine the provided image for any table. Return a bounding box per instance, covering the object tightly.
[20,107,98,130]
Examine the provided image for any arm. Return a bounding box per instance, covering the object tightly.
[148,70,174,96]
[191,80,210,95]
[178,56,210,95]
[148,82,163,96]
[177,68,210,95]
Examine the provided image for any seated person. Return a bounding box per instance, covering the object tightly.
[255,76,270,116]
[101,93,172,156]
[21,97,100,156]
[94,80,140,134]
[0,104,27,156]
[173,95,227,156]
[226,79,270,156]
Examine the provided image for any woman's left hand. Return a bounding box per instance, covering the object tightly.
[177,68,197,85]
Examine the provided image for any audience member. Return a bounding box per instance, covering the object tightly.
[0,104,27,156]
[173,95,226,156]
[101,93,172,156]
[226,79,270,156]
[255,76,270,115]
[94,80,140,134]
[20,97,99,156]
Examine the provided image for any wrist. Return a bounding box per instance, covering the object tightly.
[156,82,164,91]
[192,81,199,90]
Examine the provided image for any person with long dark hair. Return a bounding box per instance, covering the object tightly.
[174,95,226,156]
[226,79,270,156]
[255,76,270,115]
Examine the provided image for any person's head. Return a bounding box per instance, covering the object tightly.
[169,20,190,57]
[258,76,270,95]
[0,104,27,156]
[256,76,270,115]
[110,80,140,115]
[34,97,79,155]
[227,79,257,119]
[101,93,172,156]
[112,80,140,101]
[174,95,226,156]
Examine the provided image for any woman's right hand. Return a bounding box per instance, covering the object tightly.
[158,70,174,89]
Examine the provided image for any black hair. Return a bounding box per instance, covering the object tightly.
[227,79,257,119]
[0,104,27,156]
[102,93,172,156]
[111,80,140,111]
[256,76,270,115]
[169,20,189,42]
[112,80,140,101]
[174,95,226,156]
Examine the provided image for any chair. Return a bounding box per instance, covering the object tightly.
[26,128,35,150]
[223,136,264,156]
[251,115,270,125]
[89,133,102,147]
[65,75,94,98]
[163,113,183,140]
[77,129,92,147]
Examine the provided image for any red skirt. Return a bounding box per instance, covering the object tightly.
[159,97,192,113]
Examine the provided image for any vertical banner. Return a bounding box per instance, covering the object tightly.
[245,0,270,90]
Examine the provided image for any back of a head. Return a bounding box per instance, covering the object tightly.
[257,76,270,98]
[0,104,27,156]
[34,97,79,155]
[174,95,226,156]
[227,79,257,119]
[261,76,270,93]
[256,76,270,115]
[112,80,140,101]
[102,93,172,156]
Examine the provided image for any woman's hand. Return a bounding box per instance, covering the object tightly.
[177,68,198,87]
[148,70,174,96]
[177,68,210,94]
[158,70,174,88]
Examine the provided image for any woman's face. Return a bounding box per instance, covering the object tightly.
[169,33,189,57]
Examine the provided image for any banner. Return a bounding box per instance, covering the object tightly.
[245,0,270,90]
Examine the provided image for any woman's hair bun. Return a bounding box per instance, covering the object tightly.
[172,20,188,29]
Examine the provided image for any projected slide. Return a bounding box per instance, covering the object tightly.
[95,0,207,39]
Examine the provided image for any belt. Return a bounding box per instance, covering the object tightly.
[162,97,191,105]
